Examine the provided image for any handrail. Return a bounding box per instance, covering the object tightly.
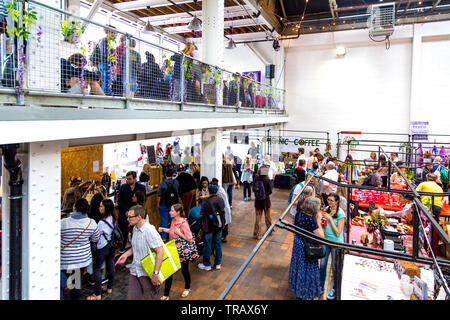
[413,201,450,296]
[217,172,319,300]
[378,146,450,246]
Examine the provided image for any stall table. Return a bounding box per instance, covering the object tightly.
[341,254,445,300]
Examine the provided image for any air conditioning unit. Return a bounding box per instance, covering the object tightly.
[367,3,395,38]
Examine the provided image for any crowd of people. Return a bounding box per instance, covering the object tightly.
[286,146,449,300]
[58,140,449,301]
[36,26,276,108]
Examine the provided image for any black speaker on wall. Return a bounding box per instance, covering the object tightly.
[265,64,275,79]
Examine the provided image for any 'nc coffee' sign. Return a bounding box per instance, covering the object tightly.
[262,136,320,152]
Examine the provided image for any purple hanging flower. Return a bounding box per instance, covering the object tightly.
[36,25,42,47]
[169,79,173,100]
[17,44,26,97]
[79,58,86,97]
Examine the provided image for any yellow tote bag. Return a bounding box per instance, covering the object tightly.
[140,239,181,283]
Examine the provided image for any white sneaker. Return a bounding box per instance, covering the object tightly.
[197,263,211,271]
[215,264,221,270]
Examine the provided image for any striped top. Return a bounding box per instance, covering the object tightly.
[61,212,100,270]
[129,222,164,278]
[0,0,7,21]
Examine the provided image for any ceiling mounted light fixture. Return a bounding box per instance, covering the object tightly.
[273,39,280,51]
[142,21,155,34]
[226,38,236,49]
[188,15,202,31]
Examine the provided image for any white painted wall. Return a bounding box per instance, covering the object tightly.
[284,21,450,160]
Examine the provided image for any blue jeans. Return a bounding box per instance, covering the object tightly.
[243,181,251,198]
[319,246,335,292]
[159,204,172,239]
[202,230,222,267]
[98,63,112,96]
[226,184,233,206]
[93,245,115,296]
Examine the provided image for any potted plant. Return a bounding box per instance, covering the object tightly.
[61,19,85,43]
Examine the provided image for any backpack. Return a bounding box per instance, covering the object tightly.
[164,179,179,207]
[102,219,124,250]
[253,179,266,201]
[440,167,449,185]
[207,198,226,231]
[288,182,303,204]
[90,44,100,66]
[362,175,373,186]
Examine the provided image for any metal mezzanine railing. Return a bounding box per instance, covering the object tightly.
[0,0,286,114]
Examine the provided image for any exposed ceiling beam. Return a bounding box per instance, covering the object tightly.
[86,0,104,20]
[402,0,413,16]
[143,5,252,24]
[430,0,442,12]
[278,0,287,20]
[240,0,283,34]
[82,0,187,43]
[113,0,193,12]
[337,0,423,12]
[163,18,261,33]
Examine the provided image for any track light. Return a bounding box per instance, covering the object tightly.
[226,38,236,49]
[273,39,280,51]
[188,15,202,31]
[252,10,261,18]
[142,21,155,34]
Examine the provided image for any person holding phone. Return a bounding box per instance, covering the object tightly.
[116,205,164,300]
[319,193,346,300]
[241,155,254,201]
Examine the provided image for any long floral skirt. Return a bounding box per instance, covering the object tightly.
[289,235,323,300]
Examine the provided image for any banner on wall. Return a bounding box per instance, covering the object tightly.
[410,121,429,141]
[243,71,261,83]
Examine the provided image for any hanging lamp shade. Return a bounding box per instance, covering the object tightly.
[225,38,236,49]
[188,16,202,31]
[142,21,155,34]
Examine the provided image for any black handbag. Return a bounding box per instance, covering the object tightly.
[304,239,326,260]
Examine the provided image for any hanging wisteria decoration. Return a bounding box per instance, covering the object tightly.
[107,37,116,96]
[36,25,42,47]
[17,44,26,97]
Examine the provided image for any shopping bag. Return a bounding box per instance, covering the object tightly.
[175,237,199,262]
[140,239,181,283]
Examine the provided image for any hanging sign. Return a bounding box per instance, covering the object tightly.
[261,136,320,153]
[410,121,429,141]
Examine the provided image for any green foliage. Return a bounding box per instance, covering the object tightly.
[61,19,86,41]
[5,0,37,39]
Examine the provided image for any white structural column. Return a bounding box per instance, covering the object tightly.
[202,0,225,107]
[408,24,423,123]
[201,128,223,185]
[25,141,64,299]
[201,0,225,67]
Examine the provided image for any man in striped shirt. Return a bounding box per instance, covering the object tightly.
[61,198,100,300]
[116,205,164,300]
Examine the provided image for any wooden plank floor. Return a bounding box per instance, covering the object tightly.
[96,186,299,300]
